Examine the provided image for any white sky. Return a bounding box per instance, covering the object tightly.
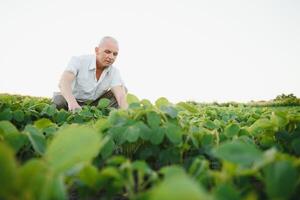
[0,0,299,103]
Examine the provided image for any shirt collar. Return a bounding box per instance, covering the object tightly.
[88,54,112,73]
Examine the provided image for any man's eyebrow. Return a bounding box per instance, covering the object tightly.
[104,49,118,53]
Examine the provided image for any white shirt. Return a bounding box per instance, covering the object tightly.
[65,54,125,101]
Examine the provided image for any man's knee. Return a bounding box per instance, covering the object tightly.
[52,92,68,110]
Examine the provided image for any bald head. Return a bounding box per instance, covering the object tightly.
[98,36,119,48]
[95,36,119,68]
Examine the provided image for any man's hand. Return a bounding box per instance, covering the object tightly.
[59,71,81,112]
[68,100,82,112]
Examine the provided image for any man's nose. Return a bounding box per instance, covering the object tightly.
[108,54,114,59]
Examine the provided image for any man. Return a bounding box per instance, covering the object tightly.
[52,36,128,111]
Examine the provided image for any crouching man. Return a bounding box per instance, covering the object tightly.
[52,36,128,111]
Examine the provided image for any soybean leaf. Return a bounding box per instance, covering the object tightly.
[0,144,18,199]
[25,125,46,155]
[34,118,54,130]
[150,172,210,200]
[101,138,115,159]
[97,98,110,109]
[264,160,299,200]
[160,106,178,119]
[126,93,139,104]
[13,110,24,122]
[165,122,183,145]
[0,121,27,152]
[155,97,170,108]
[213,140,263,167]
[224,123,240,138]
[136,121,152,140]
[213,183,241,200]
[147,111,161,128]
[0,108,13,121]
[45,125,102,174]
[149,127,165,145]
[125,124,140,142]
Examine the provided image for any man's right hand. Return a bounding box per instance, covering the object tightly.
[68,101,82,112]
[59,71,82,112]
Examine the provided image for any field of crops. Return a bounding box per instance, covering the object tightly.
[1,93,300,200]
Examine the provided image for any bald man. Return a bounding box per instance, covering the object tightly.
[52,36,128,111]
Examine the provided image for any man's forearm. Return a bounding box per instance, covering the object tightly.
[117,96,128,109]
[116,95,128,109]
[59,81,77,105]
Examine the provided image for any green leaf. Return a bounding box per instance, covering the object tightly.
[224,123,240,138]
[79,108,93,118]
[136,121,152,140]
[50,175,67,200]
[45,125,102,174]
[201,133,215,150]
[165,122,183,145]
[0,108,13,121]
[158,147,181,165]
[160,106,178,118]
[132,160,152,174]
[213,140,263,167]
[155,97,170,108]
[124,124,140,142]
[176,102,198,113]
[249,118,275,135]
[42,104,57,117]
[97,98,111,109]
[94,118,111,133]
[159,165,186,178]
[0,143,18,199]
[150,172,210,200]
[126,93,139,104]
[101,138,115,159]
[19,159,54,200]
[129,102,142,109]
[147,111,161,128]
[264,160,299,200]
[149,127,165,145]
[78,164,99,188]
[291,138,300,155]
[140,99,153,108]
[203,120,218,130]
[110,126,127,145]
[0,120,19,136]
[0,121,27,152]
[270,112,288,128]
[25,125,46,155]
[34,118,54,130]
[13,110,24,122]
[213,183,241,200]
[53,110,70,125]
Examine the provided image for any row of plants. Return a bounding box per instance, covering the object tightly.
[0,93,300,200]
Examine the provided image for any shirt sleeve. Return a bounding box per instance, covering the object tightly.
[110,68,125,88]
[65,56,80,76]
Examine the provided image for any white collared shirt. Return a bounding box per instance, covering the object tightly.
[65,54,125,101]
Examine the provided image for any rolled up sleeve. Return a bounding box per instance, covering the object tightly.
[65,56,80,76]
[110,68,125,88]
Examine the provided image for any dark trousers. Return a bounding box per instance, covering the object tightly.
[52,90,119,110]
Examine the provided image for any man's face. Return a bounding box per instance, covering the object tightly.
[95,40,119,68]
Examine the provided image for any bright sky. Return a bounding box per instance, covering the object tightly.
[0,0,299,103]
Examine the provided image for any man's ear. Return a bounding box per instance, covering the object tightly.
[95,47,99,53]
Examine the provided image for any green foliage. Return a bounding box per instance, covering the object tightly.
[45,125,102,174]
[1,93,300,200]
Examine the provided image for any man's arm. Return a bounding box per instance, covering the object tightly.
[111,85,128,109]
[58,71,81,111]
